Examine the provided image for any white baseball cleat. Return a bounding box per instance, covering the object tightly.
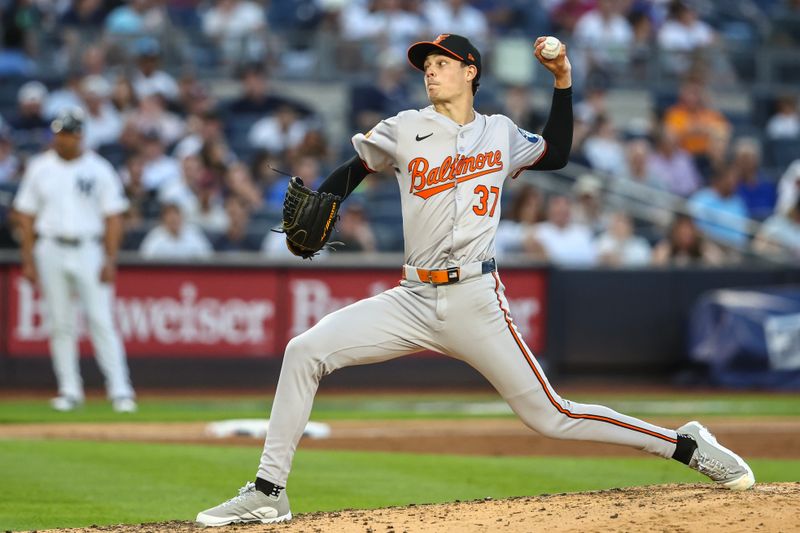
[677,421,755,490]
[50,396,82,412]
[196,481,292,527]
[112,397,138,413]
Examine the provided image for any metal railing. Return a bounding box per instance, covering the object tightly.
[518,162,797,266]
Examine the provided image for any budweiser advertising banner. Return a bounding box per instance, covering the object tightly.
[5,265,546,358]
[7,266,281,357]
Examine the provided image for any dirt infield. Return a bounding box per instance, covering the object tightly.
[38,483,800,533]
[4,418,800,458]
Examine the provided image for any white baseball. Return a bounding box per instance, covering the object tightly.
[541,36,561,60]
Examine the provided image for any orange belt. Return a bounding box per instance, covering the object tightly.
[408,266,461,284]
[402,259,496,285]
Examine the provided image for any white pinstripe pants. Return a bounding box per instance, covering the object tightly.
[34,238,134,401]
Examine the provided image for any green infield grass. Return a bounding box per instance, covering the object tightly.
[1,391,799,423]
[1,439,799,531]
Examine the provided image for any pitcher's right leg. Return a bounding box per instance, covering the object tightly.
[198,283,440,526]
[257,283,439,487]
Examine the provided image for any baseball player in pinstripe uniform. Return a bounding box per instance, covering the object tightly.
[14,107,136,413]
[197,35,754,526]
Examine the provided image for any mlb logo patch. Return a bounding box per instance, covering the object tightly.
[517,127,540,144]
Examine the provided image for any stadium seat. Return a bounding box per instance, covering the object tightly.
[97,144,129,168]
[766,138,800,169]
[121,227,149,251]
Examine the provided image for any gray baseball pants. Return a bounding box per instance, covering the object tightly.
[258,270,677,486]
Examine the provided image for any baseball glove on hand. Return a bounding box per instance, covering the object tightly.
[279,177,342,259]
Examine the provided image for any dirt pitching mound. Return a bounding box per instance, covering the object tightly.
[40,482,799,533]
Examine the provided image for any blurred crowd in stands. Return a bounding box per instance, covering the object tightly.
[0,0,799,265]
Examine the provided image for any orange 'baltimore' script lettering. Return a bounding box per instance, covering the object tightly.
[408,151,504,199]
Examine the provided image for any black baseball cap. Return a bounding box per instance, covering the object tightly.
[407,34,481,80]
[51,107,85,134]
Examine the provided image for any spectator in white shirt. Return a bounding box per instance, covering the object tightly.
[202,0,267,64]
[79,75,122,150]
[754,196,800,260]
[139,129,182,191]
[340,0,428,57]
[140,202,213,259]
[158,155,229,233]
[0,121,20,183]
[581,114,627,176]
[534,195,597,266]
[573,0,633,78]
[657,0,714,52]
[657,0,715,75]
[424,0,489,49]
[131,37,180,103]
[173,109,226,161]
[248,105,310,155]
[125,92,185,146]
[613,138,672,228]
[766,94,800,141]
[596,212,652,266]
[495,184,547,260]
[619,138,666,190]
[158,154,204,218]
[776,159,800,216]
[571,174,611,235]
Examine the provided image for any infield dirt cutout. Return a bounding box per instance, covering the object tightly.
[14,418,800,532]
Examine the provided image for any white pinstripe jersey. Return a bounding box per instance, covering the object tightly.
[14,149,129,239]
[352,106,547,268]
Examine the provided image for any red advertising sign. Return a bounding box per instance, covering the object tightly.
[284,269,403,339]
[0,265,7,356]
[4,265,546,358]
[6,267,281,357]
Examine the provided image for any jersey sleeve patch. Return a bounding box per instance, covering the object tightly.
[517,127,540,144]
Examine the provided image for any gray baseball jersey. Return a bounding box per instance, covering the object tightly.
[352,107,546,267]
[256,108,679,487]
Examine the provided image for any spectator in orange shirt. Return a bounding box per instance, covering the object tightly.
[663,80,731,161]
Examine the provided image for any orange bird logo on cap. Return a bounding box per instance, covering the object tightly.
[433,34,450,44]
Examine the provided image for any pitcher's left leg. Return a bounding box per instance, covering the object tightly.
[443,273,677,459]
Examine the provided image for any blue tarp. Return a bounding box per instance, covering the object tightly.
[689,286,800,389]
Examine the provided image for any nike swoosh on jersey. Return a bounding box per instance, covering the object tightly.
[415,133,433,141]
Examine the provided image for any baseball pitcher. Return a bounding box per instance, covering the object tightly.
[13,107,137,413]
[197,35,754,526]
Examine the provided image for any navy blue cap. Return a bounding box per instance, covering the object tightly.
[407,34,481,80]
[51,107,85,134]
